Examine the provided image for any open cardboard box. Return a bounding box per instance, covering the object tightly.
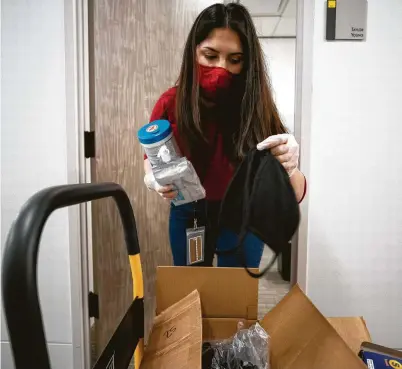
[140,267,371,369]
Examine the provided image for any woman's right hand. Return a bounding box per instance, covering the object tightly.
[155,184,178,200]
[144,158,178,200]
[144,172,178,200]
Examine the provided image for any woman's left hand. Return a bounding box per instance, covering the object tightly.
[257,134,299,177]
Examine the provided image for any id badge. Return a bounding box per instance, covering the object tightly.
[186,226,205,266]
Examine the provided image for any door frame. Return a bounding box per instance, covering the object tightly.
[64,0,92,368]
[292,0,314,292]
[66,0,315,367]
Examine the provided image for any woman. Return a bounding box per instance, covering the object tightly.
[144,3,306,268]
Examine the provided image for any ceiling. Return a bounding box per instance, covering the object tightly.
[225,0,297,37]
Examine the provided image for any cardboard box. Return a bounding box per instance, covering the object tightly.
[359,342,402,368]
[140,267,371,369]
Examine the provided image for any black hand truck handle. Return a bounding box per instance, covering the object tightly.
[1,183,141,369]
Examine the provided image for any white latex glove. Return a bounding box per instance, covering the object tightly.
[144,172,177,200]
[257,134,299,177]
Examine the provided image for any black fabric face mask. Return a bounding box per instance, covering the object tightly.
[218,149,300,278]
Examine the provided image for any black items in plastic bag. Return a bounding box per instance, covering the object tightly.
[202,342,215,369]
[218,149,300,278]
[202,323,270,369]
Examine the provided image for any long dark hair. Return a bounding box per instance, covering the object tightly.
[176,3,287,162]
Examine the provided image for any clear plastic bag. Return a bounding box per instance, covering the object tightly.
[202,323,270,369]
[153,157,206,206]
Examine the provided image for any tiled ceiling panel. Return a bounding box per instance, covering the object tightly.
[282,0,297,18]
[240,0,283,15]
[253,16,281,36]
[273,16,296,36]
[231,0,297,37]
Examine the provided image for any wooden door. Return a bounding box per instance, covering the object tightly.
[88,0,217,362]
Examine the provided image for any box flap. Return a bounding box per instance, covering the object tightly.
[260,285,367,369]
[156,267,258,319]
[140,290,202,369]
[327,317,371,354]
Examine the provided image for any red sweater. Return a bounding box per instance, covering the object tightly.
[147,87,234,201]
[147,87,307,203]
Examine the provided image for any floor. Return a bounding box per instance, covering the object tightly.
[258,247,291,319]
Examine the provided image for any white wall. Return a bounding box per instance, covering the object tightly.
[1,1,76,368]
[261,38,296,133]
[305,0,402,348]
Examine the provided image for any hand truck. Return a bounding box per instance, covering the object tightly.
[2,183,144,369]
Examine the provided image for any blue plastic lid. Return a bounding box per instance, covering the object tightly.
[137,120,172,145]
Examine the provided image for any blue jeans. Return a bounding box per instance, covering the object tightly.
[169,201,264,268]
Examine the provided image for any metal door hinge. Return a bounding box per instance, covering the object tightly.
[84,131,95,158]
[88,291,99,319]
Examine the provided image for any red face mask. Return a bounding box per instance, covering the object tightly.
[198,64,234,101]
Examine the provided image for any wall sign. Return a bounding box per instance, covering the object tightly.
[326,0,368,41]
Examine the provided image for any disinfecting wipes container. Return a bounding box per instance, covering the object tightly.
[138,120,181,167]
